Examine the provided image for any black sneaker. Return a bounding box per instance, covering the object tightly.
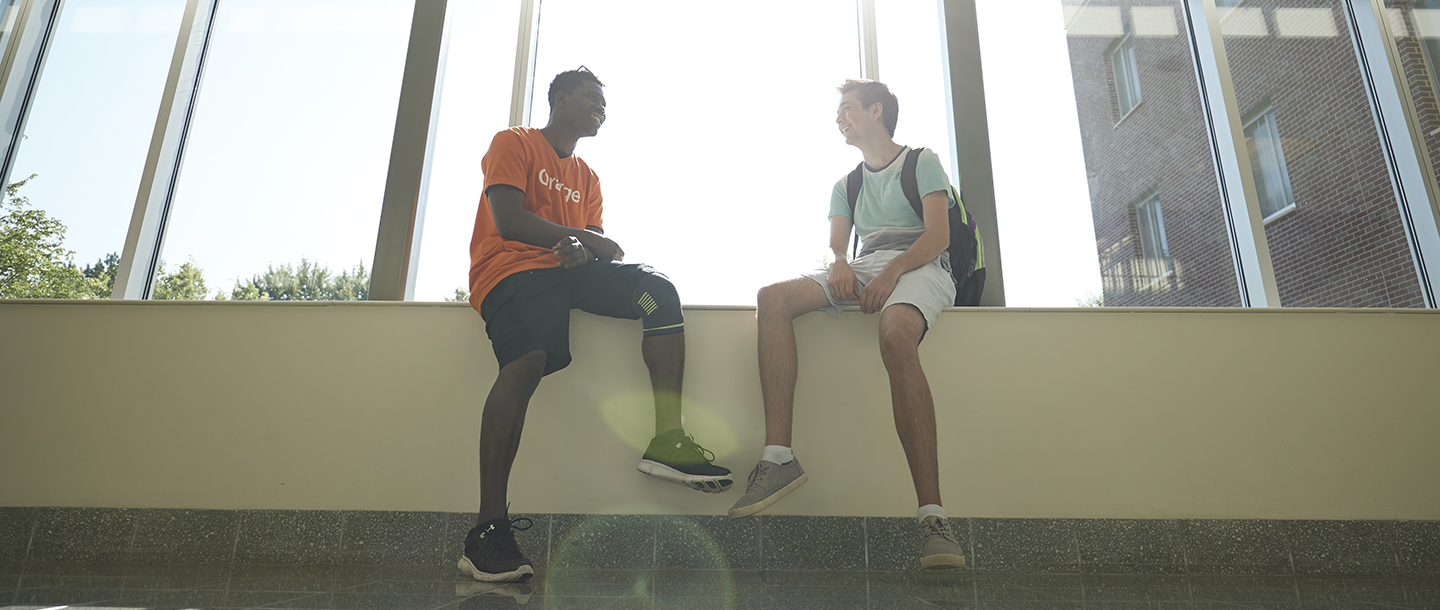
[458,517,534,582]
[636,428,733,493]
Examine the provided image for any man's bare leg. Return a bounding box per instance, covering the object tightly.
[877,303,942,508]
[641,332,684,435]
[756,278,833,446]
[476,350,547,526]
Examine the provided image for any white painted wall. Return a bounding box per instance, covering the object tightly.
[1,301,1437,520]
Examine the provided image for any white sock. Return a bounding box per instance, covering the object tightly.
[918,504,947,522]
[761,445,794,464]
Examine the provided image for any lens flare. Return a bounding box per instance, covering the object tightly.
[597,393,739,460]
[545,515,736,610]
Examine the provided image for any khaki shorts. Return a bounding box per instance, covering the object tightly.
[802,246,956,330]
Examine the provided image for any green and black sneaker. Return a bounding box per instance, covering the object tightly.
[636,429,733,493]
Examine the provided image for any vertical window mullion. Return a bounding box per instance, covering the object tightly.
[112,0,219,299]
[1181,0,1280,306]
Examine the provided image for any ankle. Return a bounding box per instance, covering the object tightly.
[762,445,794,464]
[917,504,947,522]
[476,510,507,528]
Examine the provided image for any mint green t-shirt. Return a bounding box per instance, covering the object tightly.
[829,147,956,237]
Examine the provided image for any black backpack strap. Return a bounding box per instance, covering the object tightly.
[845,162,864,259]
[900,147,925,220]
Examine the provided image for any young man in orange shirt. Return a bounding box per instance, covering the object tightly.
[459,68,732,583]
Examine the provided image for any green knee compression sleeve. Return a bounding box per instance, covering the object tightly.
[634,274,684,336]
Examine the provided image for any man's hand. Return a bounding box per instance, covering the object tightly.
[553,236,595,268]
[829,260,860,302]
[859,269,898,314]
[582,233,624,262]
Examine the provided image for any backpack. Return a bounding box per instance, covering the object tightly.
[844,147,986,307]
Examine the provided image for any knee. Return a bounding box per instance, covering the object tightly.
[756,283,799,321]
[498,350,547,385]
[635,272,683,336]
[878,312,924,364]
[879,326,919,362]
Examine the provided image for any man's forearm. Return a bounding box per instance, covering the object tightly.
[496,208,608,256]
[880,229,949,278]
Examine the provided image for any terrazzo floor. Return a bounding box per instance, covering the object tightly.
[1,563,1438,609]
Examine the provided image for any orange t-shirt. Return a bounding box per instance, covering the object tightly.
[468,127,604,312]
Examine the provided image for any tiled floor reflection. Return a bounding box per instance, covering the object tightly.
[1,563,1438,609]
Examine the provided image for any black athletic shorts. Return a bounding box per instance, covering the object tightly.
[479,261,668,376]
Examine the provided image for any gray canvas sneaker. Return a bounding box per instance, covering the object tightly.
[726,458,807,519]
[919,515,967,569]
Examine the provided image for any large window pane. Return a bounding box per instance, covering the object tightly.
[526,0,857,306]
[0,0,184,300]
[412,0,520,303]
[1048,0,1242,306]
[154,0,413,301]
[1223,0,1424,307]
[875,0,957,189]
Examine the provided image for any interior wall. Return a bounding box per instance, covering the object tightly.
[1,301,1437,520]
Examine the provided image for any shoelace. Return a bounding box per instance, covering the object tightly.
[921,517,955,542]
[747,461,771,486]
[485,517,534,560]
[675,434,716,463]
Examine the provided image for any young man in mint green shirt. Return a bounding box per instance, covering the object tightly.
[727,80,966,570]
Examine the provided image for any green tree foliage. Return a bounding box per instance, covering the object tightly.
[0,175,108,299]
[227,259,368,301]
[83,252,119,296]
[1076,291,1105,308]
[3,175,372,302]
[446,288,469,302]
[151,258,210,301]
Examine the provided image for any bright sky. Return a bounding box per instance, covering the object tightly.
[9,0,1101,306]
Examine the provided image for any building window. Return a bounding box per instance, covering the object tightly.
[1111,30,1141,117]
[1242,108,1296,220]
[1135,193,1173,283]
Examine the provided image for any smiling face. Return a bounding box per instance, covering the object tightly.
[836,90,880,146]
[557,80,607,137]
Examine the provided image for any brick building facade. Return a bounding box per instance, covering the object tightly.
[1065,0,1426,307]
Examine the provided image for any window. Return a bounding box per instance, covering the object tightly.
[1224,1,1424,308]
[1242,108,1295,220]
[154,0,415,301]
[0,0,186,300]
[523,0,859,306]
[1111,30,1141,117]
[1135,194,1173,284]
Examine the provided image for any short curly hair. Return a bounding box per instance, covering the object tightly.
[838,79,898,138]
[548,67,604,109]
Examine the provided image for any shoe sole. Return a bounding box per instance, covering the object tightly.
[458,556,534,582]
[636,460,733,493]
[726,471,809,519]
[455,581,533,604]
[920,553,966,569]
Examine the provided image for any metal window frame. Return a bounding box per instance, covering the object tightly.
[112,0,220,299]
[2,0,1431,307]
[939,0,1005,305]
[369,0,453,301]
[1182,0,1282,307]
[1135,192,1174,281]
[1111,30,1142,116]
[858,0,878,80]
[1241,106,1297,218]
[1343,0,1440,307]
[509,0,539,128]
[0,0,62,190]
